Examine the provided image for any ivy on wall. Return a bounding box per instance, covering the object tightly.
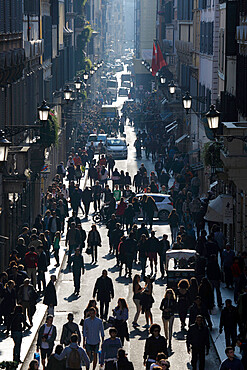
[202,141,224,168]
[39,110,59,148]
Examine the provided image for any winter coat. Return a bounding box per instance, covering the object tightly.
[93,276,114,302]
[43,281,57,306]
[144,335,168,360]
[186,323,210,351]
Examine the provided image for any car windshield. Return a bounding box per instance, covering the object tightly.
[97,135,106,141]
[107,139,126,146]
[88,136,97,142]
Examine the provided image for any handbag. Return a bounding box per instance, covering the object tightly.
[85,246,92,255]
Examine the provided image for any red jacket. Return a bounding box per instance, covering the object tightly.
[116,202,127,216]
[25,251,38,268]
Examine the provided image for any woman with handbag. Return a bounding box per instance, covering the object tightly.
[132,274,144,328]
[112,298,129,345]
[160,289,176,349]
[87,224,101,264]
[140,276,154,328]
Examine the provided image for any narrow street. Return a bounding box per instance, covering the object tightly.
[22,115,220,369]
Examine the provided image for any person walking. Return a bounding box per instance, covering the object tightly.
[53,231,61,267]
[93,270,114,321]
[206,254,223,308]
[168,209,180,244]
[69,248,85,295]
[146,196,158,230]
[48,211,61,242]
[55,333,90,370]
[81,186,92,218]
[66,222,82,262]
[83,307,104,370]
[60,313,81,346]
[37,245,47,294]
[140,275,155,328]
[37,315,57,370]
[188,296,212,329]
[92,180,102,212]
[132,274,144,328]
[177,279,190,330]
[147,231,159,275]
[43,275,57,316]
[158,234,170,279]
[112,298,129,345]
[143,324,168,370]
[17,278,38,327]
[7,305,29,363]
[138,234,149,277]
[186,315,210,370]
[160,289,176,349]
[219,299,238,348]
[46,344,66,370]
[100,327,122,369]
[222,243,235,289]
[24,246,38,288]
[219,346,244,370]
[87,224,101,264]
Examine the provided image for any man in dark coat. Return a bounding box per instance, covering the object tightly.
[188,296,212,329]
[220,299,238,348]
[93,270,114,320]
[187,315,210,370]
[18,278,38,326]
[81,187,92,218]
[37,245,47,293]
[69,248,85,295]
[43,275,57,316]
[48,211,61,242]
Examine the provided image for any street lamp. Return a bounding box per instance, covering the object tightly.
[83,73,89,81]
[90,70,94,75]
[141,60,145,65]
[182,91,192,114]
[64,85,73,102]
[168,80,176,94]
[206,105,221,131]
[94,65,98,71]
[38,100,50,121]
[0,130,11,163]
[149,67,152,73]
[160,76,166,85]
[75,77,82,91]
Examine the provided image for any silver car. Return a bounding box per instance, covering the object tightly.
[105,138,128,159]
[86,134,107,154]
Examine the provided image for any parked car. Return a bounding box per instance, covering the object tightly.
[105,137,128,159]
[129,193,173,221]
[121,81,131,89]
[86,134,108,153]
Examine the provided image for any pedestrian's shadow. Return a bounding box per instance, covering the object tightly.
[173,330,187,341]
[102,254,115,260]
[84,263,98,270]
[61,267,70,275]
[154,277,166,286]
[129,328,148,340]
[48,267,56,274]
[115,276,131,285]
[108,265,119,273]
[64,293,80,302]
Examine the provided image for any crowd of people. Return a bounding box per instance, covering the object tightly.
[0,94,247,370]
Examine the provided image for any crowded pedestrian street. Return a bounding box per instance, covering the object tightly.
[1,1,247,370]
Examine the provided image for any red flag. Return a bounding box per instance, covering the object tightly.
[151,42,159,76]
[157,43,167,69]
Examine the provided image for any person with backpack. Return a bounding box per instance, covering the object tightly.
[60,313,81,346]
[55,333,90,370]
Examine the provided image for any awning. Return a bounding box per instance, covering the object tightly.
[167,124,178,134]
[175,134,188,144]
[165,120,176,129]
[209,180,218,190]
[204,194,233,224]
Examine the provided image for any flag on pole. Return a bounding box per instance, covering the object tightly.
[157,43,167,69]
[151,42,159,76]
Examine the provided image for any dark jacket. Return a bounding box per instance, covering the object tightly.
[82,188,93,205]
[48,217,61,232]
[93,276,114,302]
[160,297,176,319]
[37,251,47,272]
[146,237,160,253]
[144,335,168,360]
[189,302,212,328]
[7,312,27,333]
[186,323,210,351]
[207,259,221,281]
[37,324,57,350]
[220,306,238,330]
[46,354,66,370]
[18,283,38,306]
[43,281,57,306]
[87,230,101,246]
[113,359,134,370]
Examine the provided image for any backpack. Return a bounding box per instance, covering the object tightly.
[67,347,81,369]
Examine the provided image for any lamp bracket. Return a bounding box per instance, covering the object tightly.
[4,125,42,138]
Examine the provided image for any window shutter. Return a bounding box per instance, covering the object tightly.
[5,0,11,33]
[0,2,4,34]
